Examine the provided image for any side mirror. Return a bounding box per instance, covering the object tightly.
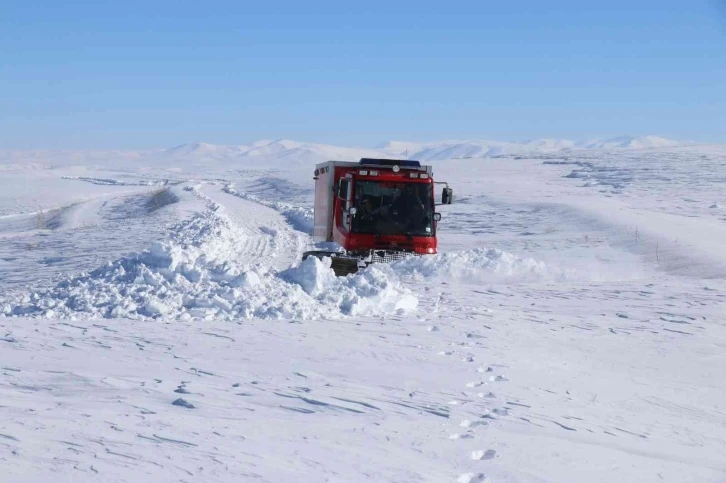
[441,187,453,205]
[433,213,442,221]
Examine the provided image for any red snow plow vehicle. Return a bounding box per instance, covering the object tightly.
[303,158,452,275]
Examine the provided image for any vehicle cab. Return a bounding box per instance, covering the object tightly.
[315,159,440,256]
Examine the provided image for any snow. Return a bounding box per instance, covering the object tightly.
[388,247,570,283]
[0,136,684,174]
[577,135,682,150]
[1,137,726,482]
[0,183,419,321]
[376,135,684,161]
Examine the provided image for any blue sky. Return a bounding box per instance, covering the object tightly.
[1,0,725,149]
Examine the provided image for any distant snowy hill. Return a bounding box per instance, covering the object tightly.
[0,136,693,170]
[157,140,400,166]
[160,142,251,161]
[575,135,681,150]
[378,139,576,160]
[379,136,686,161]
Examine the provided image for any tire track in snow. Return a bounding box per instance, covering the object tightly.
[199,184,309,271]
[221,183,314,234]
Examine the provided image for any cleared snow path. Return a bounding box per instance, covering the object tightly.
[198,183,307,271]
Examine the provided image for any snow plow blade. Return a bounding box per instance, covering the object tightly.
[302,250,416,277]
[302,251,362,276]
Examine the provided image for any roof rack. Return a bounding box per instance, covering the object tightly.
[359,158,421,168]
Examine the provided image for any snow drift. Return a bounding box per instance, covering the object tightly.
[0,181,573,321]
[387,247,570,284]
[0,204,416,320]
[0,226,564,321]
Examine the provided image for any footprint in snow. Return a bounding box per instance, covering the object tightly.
[449,432,474,440]
[172,398,195,409]
[460,419,489,428]
[488,375,508,382]
[457,473,488,483]
[471,449,497,461]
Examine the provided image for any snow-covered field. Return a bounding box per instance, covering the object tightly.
[1,138,725,483]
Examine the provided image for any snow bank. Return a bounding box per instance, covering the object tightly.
[0,204,415,320]
[387,247,570,284]
[281,257,418,316]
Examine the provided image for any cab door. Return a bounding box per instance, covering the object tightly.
[333,177,353,246]
[338,177,352,232]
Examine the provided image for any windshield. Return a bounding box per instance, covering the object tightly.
[352,181,434,237]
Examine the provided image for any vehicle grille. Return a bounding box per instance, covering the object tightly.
[370,250,417,264]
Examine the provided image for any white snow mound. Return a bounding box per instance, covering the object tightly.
[387,247,570,283]
[281,257,418,316]
[0,207,416,320]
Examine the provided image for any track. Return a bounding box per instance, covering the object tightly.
[199,184,309,272]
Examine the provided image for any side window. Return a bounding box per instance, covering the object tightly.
[338,179,349,201]
[338,179,350,231]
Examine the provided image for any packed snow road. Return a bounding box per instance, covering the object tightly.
[1,144,726,482]
[198,183,308,272]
